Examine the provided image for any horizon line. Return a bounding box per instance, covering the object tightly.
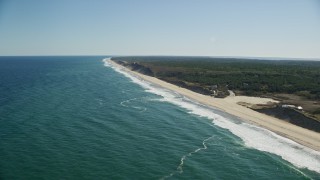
[1,54,320,61]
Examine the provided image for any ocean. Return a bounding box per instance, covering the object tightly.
[0,56,319,179]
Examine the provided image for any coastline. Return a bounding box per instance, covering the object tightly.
[108,59,320,152]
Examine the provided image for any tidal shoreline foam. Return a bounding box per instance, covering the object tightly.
[103,58,320,174]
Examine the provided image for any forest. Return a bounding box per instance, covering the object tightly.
[112,56,320,99]
[111,56,320,120]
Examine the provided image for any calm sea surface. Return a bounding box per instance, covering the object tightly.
[0,56,319,179]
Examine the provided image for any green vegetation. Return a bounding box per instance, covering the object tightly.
[112,56,320,98]
[111,56,320,120]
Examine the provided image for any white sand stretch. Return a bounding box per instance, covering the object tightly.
[110,60,320,151]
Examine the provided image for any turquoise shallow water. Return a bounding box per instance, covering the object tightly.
[0,56,319,179]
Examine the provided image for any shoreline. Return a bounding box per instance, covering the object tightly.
[108,59,320,152]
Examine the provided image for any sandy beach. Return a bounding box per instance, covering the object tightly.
[109,60,320,151]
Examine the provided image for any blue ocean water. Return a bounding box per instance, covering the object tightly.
[0,56,319,179]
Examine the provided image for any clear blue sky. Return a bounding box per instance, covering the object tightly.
[0,0,319,58]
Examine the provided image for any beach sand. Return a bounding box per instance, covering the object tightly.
[109,60,320,151]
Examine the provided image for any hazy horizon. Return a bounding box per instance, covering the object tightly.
[1,55,320,61]
[1,0,319,59]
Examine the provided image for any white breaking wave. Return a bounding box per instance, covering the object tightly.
[103,58,320,174]
[120,97,147,113]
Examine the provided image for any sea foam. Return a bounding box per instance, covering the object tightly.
[103,58,320,174]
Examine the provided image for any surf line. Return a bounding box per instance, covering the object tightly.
[160,135,215,180]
